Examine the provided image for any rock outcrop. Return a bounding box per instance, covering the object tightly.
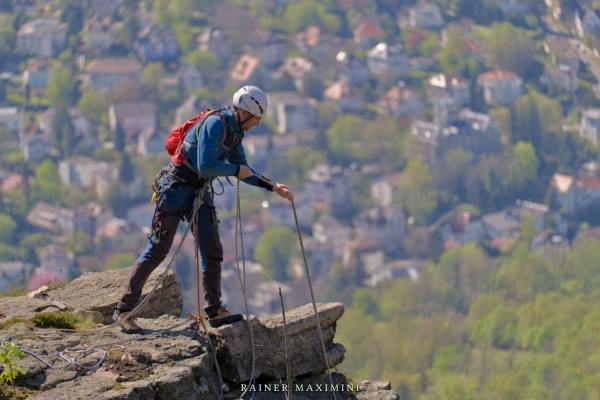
[2,267,182,324]
[0,267,399,399]
[212,303,346,383]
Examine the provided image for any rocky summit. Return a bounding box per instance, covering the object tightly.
[0,267,399,399]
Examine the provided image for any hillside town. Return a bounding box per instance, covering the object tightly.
[1,0,600,317]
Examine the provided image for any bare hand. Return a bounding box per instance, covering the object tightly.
[274,183,294,200]
[237,165,254,179]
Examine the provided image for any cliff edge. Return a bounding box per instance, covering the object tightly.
[0,267,398,399]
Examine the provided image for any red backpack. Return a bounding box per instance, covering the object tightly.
[165,108,234,169]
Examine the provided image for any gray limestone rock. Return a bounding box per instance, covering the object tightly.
[0,268,399,400]
[209,303,346,383]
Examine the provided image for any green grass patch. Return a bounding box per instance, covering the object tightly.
[30,312,86,330]
[0,287,29,298]
[0,318,35,331]
[46,279,69,291]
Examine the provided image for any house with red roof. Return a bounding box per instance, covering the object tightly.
[86,57,142,91]
[551,172,600,215]
[323,80,363,113]
[377,84,424,118]
[353,22,383,50]
[476,69,523,106]
[295,26,331,59]
[229,54,271,88]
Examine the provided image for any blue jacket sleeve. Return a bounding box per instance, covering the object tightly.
[228,141,274,191]
[196,116,239,177]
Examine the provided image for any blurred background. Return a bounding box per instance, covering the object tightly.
[2,0,600,397]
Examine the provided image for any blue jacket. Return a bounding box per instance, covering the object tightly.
[183,106,270,190]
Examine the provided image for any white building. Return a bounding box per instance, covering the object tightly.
[477,69,523,106]
[17,18,67,58]
[312,213,351,258]
[367,42,409,78]
[266,92,318,134]
[0,107,24,134]
[428,73,471,106]
[86,57,142,92]
[401,1,444,30]
[303,164,353,217]
[354,206,406,255]
[23,58,52,88]
[575,8,600,38]
[580,108,600,146]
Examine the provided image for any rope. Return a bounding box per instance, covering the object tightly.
[0,183,230,393]
[252,172,337,400]
[3,171,336,400]
[234,178,257,399]
[192,196,226,400]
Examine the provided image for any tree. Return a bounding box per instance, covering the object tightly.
[50,105,75,157]
[114,121,126,152]
[66,231,94,255]
[141,62,167,95]
[398,159,437,225]
[254,226,298,282]
[403,227,444,260]
[119,153,135,183]
[327,114,367,165]
[285,146,326,190]
[62,114,75,158]
[46,68,75,106]
[185,50,220,73]
[432,243,492,313]
[302,73,325,100]
[103,252,137,271]
[483,22,536,79]
[119,16,139,51]
[0,126,11,156]
[282,0,341,34]
[456,0,503,25]
[0,79,6,103]
[30,160,61,205]
[60,0,83,37]
[77,89,109,125]
[504,141,539,197]
[0,14,15,69]
[435,149,473,206]
[0,213,16,243]
[439,27,469,76]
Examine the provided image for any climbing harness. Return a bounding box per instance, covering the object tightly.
[1,182,228,399]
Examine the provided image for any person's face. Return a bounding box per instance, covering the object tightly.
[239,109,262,132]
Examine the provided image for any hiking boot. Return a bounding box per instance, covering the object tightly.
[112,308,143,334]
[208,305,243,328]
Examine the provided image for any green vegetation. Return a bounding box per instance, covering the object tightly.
[337,238,600,398]
[0,343,27,400]
[254,226,299,282]
[31,311,90,330]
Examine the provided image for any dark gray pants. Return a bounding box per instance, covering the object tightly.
[117,175,224,318]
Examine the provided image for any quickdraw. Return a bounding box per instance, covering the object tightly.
[148,210,165,244]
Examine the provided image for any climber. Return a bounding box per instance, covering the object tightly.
[113,86,294,333]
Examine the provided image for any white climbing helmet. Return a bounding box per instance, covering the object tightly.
[233,86,268,118]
